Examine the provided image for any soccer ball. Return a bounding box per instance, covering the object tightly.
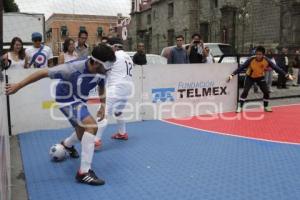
[49,144,68,161]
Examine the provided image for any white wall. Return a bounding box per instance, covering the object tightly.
[4,13,44,44]
[141,63,238,120]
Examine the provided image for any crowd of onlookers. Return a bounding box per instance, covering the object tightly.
[1,30,148,68]
[1,30,300,87]
[1,30,91,69]
[167,34,215,64]
[276,47,300,88]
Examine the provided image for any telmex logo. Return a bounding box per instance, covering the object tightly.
[152,88,175,103]
[178,86,227,98]
[177,81,228,99]
[152,86,228,103]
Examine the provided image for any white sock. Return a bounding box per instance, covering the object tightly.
[80,132,95,173]
[63,132,79,148]
[117,118,126,134]
[95,118,108,141]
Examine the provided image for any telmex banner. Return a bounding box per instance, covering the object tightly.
[6,63,237,134]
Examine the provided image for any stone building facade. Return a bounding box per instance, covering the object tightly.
[128,0,300,54]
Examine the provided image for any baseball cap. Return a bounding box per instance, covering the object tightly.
[32,32,42,41]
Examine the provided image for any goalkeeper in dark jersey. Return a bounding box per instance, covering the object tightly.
[228,46,293,113]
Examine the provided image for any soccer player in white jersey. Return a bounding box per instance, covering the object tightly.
[95,38,134,148]
[6,45,116,186]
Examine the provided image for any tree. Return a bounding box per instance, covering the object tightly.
[4,0,20,12]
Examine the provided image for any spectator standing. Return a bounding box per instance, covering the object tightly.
[292,49,300,86]
[133,43,147,65]
[75,30,89,59]
[167,35,189,64]
[276,47,289,89]
[265,49,276,92]
[2,37,27,69]
[26,32,53,68]
[187,33,205,63]
[58,38,78,64]
[203,46,215,64]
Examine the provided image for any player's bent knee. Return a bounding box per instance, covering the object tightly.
[85,126,98,135]
[82,116,98,134]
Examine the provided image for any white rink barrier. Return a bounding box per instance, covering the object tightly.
[142,63,238,120]
[6,67,143,135]
[6,63,237,135]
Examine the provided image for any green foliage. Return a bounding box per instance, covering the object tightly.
[4,0,20,12]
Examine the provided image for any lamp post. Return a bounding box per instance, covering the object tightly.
[210,14,218,42]
[156,33,160,54]
[238,0,251,53]
[183,27,188,43]
[222,26,227,43]
[144,30,149,53]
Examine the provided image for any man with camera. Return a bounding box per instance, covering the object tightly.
[186,33,205,63]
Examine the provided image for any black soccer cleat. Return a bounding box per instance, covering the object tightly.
[60,141,79,158]
[76,170,105,186]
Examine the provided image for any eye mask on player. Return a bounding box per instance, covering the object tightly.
[91,56,114,70]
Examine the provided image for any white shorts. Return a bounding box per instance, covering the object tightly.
[105,97,128,116]
[104,85,131,116]
[106,85,132,99]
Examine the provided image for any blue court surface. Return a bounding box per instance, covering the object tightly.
[19,120,300,200]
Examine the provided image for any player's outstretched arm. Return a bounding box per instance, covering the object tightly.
[227,74,234,82]
[227,57,253,82]
[5,69,49,95]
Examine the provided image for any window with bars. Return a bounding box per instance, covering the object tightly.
[168,2,174,18]
[147,14,151,25]
[167,29,175,46]
[80,26,86,32]
[60,26,68,37]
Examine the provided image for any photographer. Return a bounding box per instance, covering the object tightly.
[186,33,205,63]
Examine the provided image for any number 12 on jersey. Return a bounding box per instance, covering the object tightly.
[125,60,133,77]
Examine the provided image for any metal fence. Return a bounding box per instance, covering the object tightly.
[0,71,11,200]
